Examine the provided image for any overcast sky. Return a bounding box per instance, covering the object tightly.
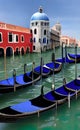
[0,0,80,40]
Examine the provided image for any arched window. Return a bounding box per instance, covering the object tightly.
[34,38,36,43]
[43,38,46,43]
[44,30,46,35]
[34,29,37,34]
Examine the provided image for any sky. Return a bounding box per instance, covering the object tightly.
[0,0,80,40]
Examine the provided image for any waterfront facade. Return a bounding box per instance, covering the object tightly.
[0,7,61,55]
[0,22,33,56]
[61,36,76,47]
[50,22,61,48]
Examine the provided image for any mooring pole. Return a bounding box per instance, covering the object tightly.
[24,63,27,74]
[13,69,16,92]
[75,44,77,80]
[32,62,35,85]
[51,52,55,90]
[68,93,70,108]
[40,57,43,84]
[76,89,77,100]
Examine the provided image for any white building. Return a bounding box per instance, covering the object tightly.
[30,7,50,52]
[30,7,61,52]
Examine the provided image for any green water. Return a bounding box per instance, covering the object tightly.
[0,47,80,130]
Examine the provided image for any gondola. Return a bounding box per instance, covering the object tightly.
[0,70,41,93]
[56,56,75,63]
[67,53,80,62]
[0,60,62,93]
[45,61,62,74]
[34,65,51,78]
[0,82,76,122]
[56,44,80,63]
[64,78,80,93]
[34,61,62,77]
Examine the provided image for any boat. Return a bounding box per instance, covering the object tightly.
[64,78,80,93]
[0,70,41,93]
[45,61,62,74]
[0,81,76,122]
[34,55,62,77]
[0,56,62,93]
[67,53,80,62]
[34,65,51,78]
[56,45,78,63]
[56,56,75,63]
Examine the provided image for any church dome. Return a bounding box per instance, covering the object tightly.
[31,7,49,21]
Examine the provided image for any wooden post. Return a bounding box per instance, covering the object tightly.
[65,45,67,63]
[51,53,55,89]
[76,89,77,100]
[41,85,44,96]
[32,62,35,85]
[75,44,77,80]
[56,102,57,109]
[13,69,16,92]
[38,111,40,117]
[68,93,70,108]
[40,57,43,83]
[24,63,27,74]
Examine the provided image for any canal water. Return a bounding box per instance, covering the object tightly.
[0,47,80,130]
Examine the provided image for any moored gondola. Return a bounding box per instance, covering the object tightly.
[0,70,41,93]
[45,61,62,74]
[0,81,76,122]
[64,78,80,93]
[67,53,80,62]
[56,56,75,63]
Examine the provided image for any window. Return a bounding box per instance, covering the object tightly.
[30,38,33,43]
[21,35,24,42]
[0,33,3,42]
[34,38,36,43]
[33,46,35,50]
[34,29,37,34]
[36,22,38,25]
[8,32,13,42]
[43,38,46,43]
[41,22,43,26]
[44,30,46,35]
[13,34,19,43]
[16,35,18,42]
[32,23,34,26]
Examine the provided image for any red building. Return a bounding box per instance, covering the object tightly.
[0,22,33,56]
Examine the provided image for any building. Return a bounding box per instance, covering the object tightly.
[61,36,76,47]
[0,22,33,56]
[50,22,61,48]
[0,7,61,55]
[30,7,51,52]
